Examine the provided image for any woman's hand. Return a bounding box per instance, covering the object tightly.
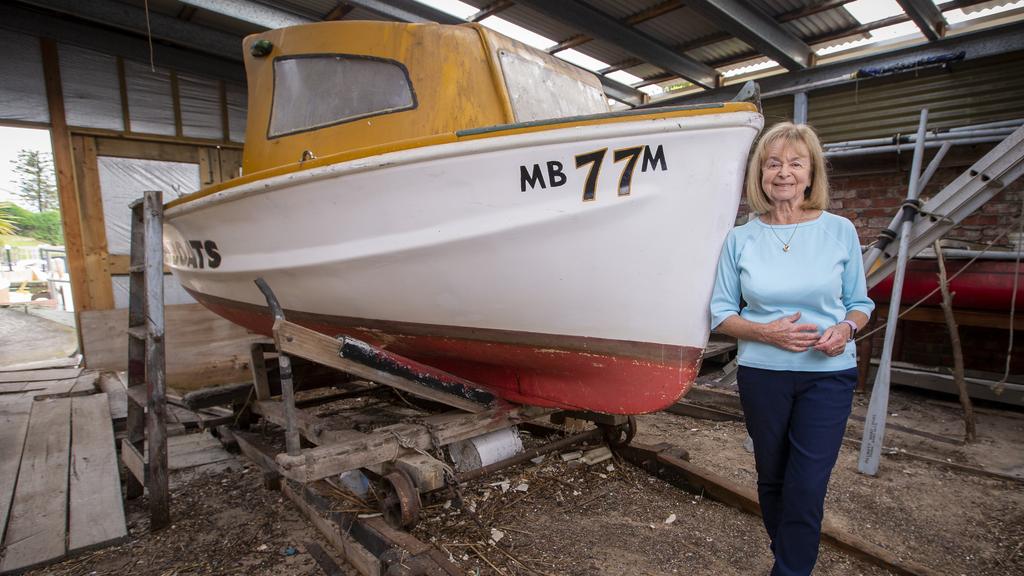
[813,323,852,357]
[758,312,821,352]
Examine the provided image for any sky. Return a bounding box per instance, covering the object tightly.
[0,126,53,207]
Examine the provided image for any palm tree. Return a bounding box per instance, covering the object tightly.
[0,202,16,236]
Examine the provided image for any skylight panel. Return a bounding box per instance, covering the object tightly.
[844,0,905,23]
[945,0,1024,23]
[478,16,557,50]
[556,49,609,72]
[411,0,477,20]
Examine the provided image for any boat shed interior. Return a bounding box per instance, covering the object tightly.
[0,1,1023,575]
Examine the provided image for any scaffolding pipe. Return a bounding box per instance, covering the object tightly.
[825,128,1014,150]
[826,136,1000,158]
[859,108,930,477]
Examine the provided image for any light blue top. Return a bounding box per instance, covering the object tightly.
[709,211,874,371]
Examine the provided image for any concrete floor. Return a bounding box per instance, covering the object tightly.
[0,306,77,367]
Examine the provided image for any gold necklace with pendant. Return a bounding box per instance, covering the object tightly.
[768,220,800,252]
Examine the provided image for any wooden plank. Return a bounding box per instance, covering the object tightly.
[251,343,271,400]
[107,253,170,274]
[282,482,383,576]
[116,57,130,133]
[93,136,199,164]
[0,401,32,546]
[80,304,268,390]
[1,398,72,573]
[275,320,487,413]
[68,394,127,553]
[98,372,127,421]
[69,372,101,395]
[0,368,83,384]
[276,406,549,482]
[0,357,82,372]
[72,135,115,311]
[24,378,87,401]
[40,38,87,344]
[253,400,363,446]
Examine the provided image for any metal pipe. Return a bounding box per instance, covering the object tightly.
[793,92,808,124]
[859,109,930,476]
[826,136,1001,158]
[254,277,301,457]
[825,128,1014,150]
[915,248,1024,260]
[457,427,605,483]
[946,118,1023,132]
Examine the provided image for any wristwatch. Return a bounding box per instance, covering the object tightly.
[840,319,858,341]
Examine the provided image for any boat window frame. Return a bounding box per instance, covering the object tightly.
[267,53,418,140]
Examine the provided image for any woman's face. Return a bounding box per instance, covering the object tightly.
[761,139,812,206]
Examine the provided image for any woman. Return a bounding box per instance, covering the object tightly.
[709,122,873,576]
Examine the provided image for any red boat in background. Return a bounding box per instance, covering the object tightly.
[869,256,1024,311]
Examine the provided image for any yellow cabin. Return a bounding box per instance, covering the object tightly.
[240,21,610,176]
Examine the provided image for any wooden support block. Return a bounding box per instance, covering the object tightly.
[253,400,365,446]
[1,399,72,574]
[275,406,549,483]
[69,394,127,553]
[392,452,448,492]
[282,482,382,576]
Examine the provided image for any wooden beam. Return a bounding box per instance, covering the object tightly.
[218,79,230,143]
[282,482,383,576]
[93,137,200,163]
[72,126,242,149]
[108,253,170,274]
[275,406,549,482]
[252,400,365,446]
[40,38,88,345]
[274,320,489,413]
[72,135,116,310]
[117,57,131,133]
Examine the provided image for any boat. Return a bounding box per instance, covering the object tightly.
[870,253,1024,312]
[162,21,763,415]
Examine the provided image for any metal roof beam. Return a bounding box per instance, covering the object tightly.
[897,0,947,41]
[684,0,814,70]
[601,76,645,107]
[515,0,720,89]
[17,0,245,59]
[178,0,312,29]
[650,20,1024,107]
[343,0,464,24]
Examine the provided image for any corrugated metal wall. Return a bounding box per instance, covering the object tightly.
[762,50,1024,142]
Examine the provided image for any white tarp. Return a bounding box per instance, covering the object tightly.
[124,60,176,136]
[179,73,222,140]
[98,156,199,255]
[112,275,195,308]
[98,156,200,309]
[59,44,123,131]
[0,30,49,124]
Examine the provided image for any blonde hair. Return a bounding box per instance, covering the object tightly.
[745,122,829,214]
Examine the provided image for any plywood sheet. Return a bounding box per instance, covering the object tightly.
[0,368,83,383]
[0,398,72,573]
[80,303,267,390]
[68,394,127,552]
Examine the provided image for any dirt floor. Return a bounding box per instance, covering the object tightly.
[24,382,1023,576]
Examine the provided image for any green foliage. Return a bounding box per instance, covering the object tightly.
[10,149,59,213]
[0,202,15,236]
[7,204,63,245]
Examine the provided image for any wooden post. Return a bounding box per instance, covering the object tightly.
[143,190,169,529]
[40,38,88,346]
[934,241,976,442]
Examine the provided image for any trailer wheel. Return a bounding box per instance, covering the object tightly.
[381,469,421,529]
[602,415,637,447]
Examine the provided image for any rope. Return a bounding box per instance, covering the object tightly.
[993,196,1024,394]
[857,214,1024,343]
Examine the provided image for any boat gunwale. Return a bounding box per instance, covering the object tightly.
[164,103,760,216]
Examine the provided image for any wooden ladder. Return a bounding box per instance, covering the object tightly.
[121,190,170,530]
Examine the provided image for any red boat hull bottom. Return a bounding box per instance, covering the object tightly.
[189,291,702,415]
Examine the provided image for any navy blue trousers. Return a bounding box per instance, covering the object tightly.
[737,366,857,576]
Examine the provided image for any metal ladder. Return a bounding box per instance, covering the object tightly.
[122,190,170,530]
[865,123,1024,287]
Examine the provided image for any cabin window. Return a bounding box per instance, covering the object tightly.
[498,50,608,123]
[269,55,415,138]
